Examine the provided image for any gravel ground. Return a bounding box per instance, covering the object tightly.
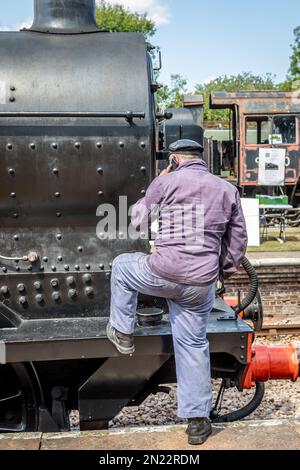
[70,335,300,430]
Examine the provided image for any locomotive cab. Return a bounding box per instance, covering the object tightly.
[210,91,300,205]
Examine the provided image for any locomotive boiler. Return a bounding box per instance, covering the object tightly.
[0,0,299,433]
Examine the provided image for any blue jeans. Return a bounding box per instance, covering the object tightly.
[110,253,215,419]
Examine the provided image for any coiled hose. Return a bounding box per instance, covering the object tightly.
[211,382,265,423]
[233,257,259,316]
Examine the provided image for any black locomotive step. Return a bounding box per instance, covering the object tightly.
[0,312,252,365]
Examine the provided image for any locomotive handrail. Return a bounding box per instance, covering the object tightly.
[0,111,146,121]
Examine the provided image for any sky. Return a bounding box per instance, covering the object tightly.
[0,0,299,90]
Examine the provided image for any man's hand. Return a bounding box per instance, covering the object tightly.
[160,156,175,177]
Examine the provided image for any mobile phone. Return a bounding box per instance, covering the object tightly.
[170,155,178,170]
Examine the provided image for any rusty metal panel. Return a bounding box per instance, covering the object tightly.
[211,91,300,114]
[211,91,300,189]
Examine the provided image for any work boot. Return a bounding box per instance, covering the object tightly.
[186,418,212,446]
[106,321,135,355]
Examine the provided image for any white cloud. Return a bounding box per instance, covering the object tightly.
[203,76,217,84]
[0,18,32,32]
[98,0,171,26]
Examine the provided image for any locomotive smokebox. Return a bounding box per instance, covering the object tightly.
[29,0,100,34]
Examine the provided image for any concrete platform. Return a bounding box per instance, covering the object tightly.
[1,420,300,451]
[247,251,300,266]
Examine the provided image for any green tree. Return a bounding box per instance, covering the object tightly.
[157,74,188,109]
[195,72,280,122]
[96,1,156,38]
[286,26,300,88]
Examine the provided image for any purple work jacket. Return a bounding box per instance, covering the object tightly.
[131,160,248,286]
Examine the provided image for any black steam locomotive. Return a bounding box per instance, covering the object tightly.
[0,0,298,433]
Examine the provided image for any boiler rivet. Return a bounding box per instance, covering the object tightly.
[56,234,62,240]
[40,266,44,272]
[98,191,103,196]
[0,286,9,295]
[7,144,13,150]
[68,289,77,300]
[36,294,44,304]
[2,267,7,273]
[53,168,59,175]
[77,246,83,252]
[10,86,16,91]
[15,266,20,272]
[30,143,36,150]
[97,167,103,174]
[34,281,42,290]
[14,235,19,241]
[119,141,124,147]
[13,213,19,219]
[83,274,92,284]
[86,264,91,270]
[51,266,56,272]
[141,142,146,148]
[17,283,25,293]
[52,143,58,149]
[52,292,61,302]
[75,265,80,271]
[10,192,16,198]
[240,356,245,360]
[67,276,76,286]
[141,190,146,195]
[85,287,94,297]
[57,256,63,262]
[8,168,15,175]
[9,97,15,102]
[56,212,62,218]
[96,142,102,149]
[140,166,146,173]
[75,142,80,149]
[64,265,69,271]
[43,257,48,262]
[19,296,27,305]
[55,192,60,198]
[51,279,59,288]
[99,264,104,270]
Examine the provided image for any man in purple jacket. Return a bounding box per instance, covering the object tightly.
[107,139,247,445]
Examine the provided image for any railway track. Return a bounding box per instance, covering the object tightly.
[257,324,300,337]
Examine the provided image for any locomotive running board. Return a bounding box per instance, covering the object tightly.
[0,312,253,366]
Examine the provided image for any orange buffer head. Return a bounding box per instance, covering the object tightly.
[242,345,300,390]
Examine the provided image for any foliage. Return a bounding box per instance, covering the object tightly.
[156,74,188,109]
[195,72,280,122]
[96,1,156,38]
[286,26,300,88]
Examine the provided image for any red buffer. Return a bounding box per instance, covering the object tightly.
[242,345,300,390]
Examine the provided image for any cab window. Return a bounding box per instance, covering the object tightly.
[246,117,270,144]
[273,116,296,144]
[245,115,297,145]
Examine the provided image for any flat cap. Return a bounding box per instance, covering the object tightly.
[169,139,204,154]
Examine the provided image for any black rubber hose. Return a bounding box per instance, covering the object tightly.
[212,382,265,423]
[233,257,259,315]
